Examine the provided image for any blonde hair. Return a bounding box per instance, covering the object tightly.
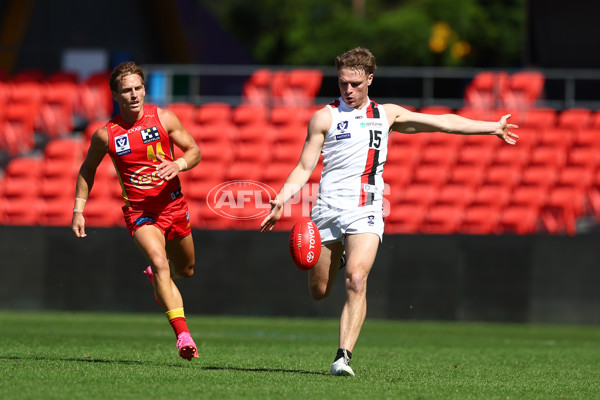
[335,47,377,76]
[109,61,145,92]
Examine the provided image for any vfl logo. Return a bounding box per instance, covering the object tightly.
[141,126,160,144]
[115,134,131,156]
[337,121,349,131]
[368,215,375,226]
[130,166,165,189]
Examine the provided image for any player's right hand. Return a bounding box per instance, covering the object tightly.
[71,213,87,238]
[260,197,284,232]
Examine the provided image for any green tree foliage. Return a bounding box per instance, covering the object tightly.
[205,0,524,67]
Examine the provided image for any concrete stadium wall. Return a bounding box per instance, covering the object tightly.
[1,226,598,325]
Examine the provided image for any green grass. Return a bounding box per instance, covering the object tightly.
[0,311,599,400]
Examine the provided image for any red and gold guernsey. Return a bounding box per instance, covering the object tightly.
[106,106,183,212]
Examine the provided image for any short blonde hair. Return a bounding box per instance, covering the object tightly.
[335,47,377,76]
[109,61,145,92]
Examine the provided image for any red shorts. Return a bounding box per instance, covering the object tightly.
[122,198,192,241]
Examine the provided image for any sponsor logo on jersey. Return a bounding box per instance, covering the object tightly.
[141,126,160,144]
[360,121,384,128]
[130,166,165,189]
[115,134,131,156]
[335,133,351,140]
[363,184,378,193]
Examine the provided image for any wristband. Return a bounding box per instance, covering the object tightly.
[73,209,84,213]
[74,197,87,211]
[175,158,188,171]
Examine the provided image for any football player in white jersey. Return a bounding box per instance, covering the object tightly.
[261,47,518,376]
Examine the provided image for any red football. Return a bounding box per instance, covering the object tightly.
[288,217,321,270]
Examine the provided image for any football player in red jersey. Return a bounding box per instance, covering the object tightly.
[71,62,202,361]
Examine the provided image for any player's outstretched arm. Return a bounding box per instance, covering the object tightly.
[386,104,519,145]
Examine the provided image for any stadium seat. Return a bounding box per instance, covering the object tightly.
[225,161,263,181]
[556,108,592,130]
[1,199,40,226]
[280,69,323,107]
[269,70,290,107]
[39,176,73,201]
[44,137,84,164]
[411,164,449,188]
[458,204,501,235]
[274,125,307,147]
[83,198,122,227]
[491,145,530,168]
[537,127,574,149]
[196,102,233,126]
[382,164,413,190]
[528,146,567,168]
[419,145,457,166]
[540,186,585,235]
[470,184,512,209]
[1,175,40,202]
[483,165,522,188]
[446,164,485,188]
[498,204,539,234]
[455,145,494,168]
[464,71,508,109]
[521,108,557,129]
[398,183,437,208]
[39,81,78,137]
[572,128,600,148]
[556,166,594,191]
[436,184,475,207]
[567,147,600,169]
[420,203,464,234]
[269,105,312,127]
[166,102,197,126]
[4,156,42,179]
[242,68,272,106]
[519,165,558,189]
[386,144,421,169]
[231,104,269,126]
[77,72,113,121]
[500,71,545,109]
[509,185,548,209]
[38,198,73,226]
[384,203,427,234]
[0,103,37,155]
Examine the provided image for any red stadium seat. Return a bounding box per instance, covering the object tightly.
[1,199,40,226]
[166,102,197,126]
[455,145,494,168]
[0,103,37,155]
[411,164,449,188]
[464,71,508,109]
[537,127,574,149]
[519,165,558,189]
[39,81,78,137]
[384,203,427,234]
[382,164,413,190]
[398,183,437,207]
[470,185,512,209]
[420,204,464,234]
[436,184,475,207]
[280,69,323,107]
[555,166,594,191]
[567,147,600,169]
[528,146,567,168]
[446,165,485,189]
[500,71,545,109]
[498,205,539,234]
[39,198,73,226]
[419,145,457,166]
[77,72,113,121]
[483,165,522,188]
[509,185,548,209]
[521,108,557,129]
[196,102,233,126]
[556,108,592,130]
[242,69,272,106]
[269,105,312,127]
[231,104,269,126]
[458,204,501,235]
[4,156,42,179]
[540,186,586,235]
[572,128,600,148]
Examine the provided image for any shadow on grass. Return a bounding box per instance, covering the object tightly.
[1,355,329,376]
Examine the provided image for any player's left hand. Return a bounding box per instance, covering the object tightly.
[495,114,519,145]
[155,155,180,181]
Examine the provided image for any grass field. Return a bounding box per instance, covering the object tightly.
[0,311,599,400]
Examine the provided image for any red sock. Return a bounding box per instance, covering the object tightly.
[169,317,189,337]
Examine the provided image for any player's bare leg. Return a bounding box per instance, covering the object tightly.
[307,242,344,300]
[332,233,379,376]
[165,234,195,279]
[134,226,198,360]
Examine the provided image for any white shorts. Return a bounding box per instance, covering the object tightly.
[310,199,384,245]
